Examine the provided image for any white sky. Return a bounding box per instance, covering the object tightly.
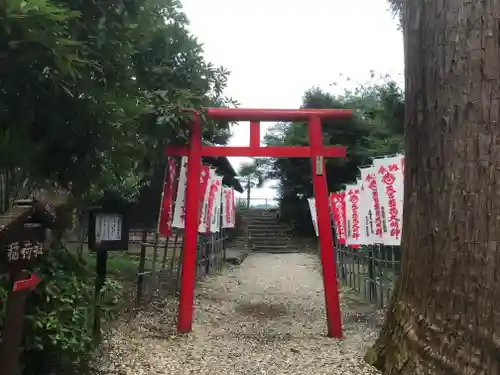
[182,0,404,205]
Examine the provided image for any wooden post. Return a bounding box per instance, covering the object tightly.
[136,230,147,306]
[93,249,108,342]
[0,271,30,375]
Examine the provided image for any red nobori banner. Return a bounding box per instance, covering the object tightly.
[158,159,177,237]
[197,166,212,233]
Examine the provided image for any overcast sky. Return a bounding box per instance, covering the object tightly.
[182,0,404,205]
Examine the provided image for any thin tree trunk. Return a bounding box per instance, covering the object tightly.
[246,177,251,208]
[366,1,500,374]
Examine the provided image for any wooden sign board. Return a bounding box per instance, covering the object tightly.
[88,210,129,251]
[0,202,55,274]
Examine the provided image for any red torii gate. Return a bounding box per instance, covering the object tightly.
[165,107,352,338]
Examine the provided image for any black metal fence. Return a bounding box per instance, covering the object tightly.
[114,228,229,304]
[334,244,401,308]
[66,226,229,306]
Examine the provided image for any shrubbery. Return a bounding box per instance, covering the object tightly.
[0,244,122,375]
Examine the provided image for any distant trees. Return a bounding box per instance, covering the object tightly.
[238,159,267,208]
[265,77,404,235]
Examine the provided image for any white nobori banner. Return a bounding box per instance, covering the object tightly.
[199,169,223,233]
[373,155,404,246]
[172,157,188,229]
[360,166,384,245]
[222,188,235,228]
[209,176,223,233]
[307,198,319,236]
[172,158,211,230]
[345,183,361,247]
[357,178,371,246]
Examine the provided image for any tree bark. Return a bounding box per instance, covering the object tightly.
[365,1,500,374]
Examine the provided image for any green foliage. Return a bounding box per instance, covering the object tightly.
[265,75,404,236]
[0,0,237,211]
[0,246,122,375]
[0,0,240,373]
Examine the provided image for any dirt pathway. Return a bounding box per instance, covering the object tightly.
[95,253,382,375]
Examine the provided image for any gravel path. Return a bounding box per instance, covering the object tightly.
[95,253,382,375]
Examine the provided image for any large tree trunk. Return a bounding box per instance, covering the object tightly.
[365,1,500,374]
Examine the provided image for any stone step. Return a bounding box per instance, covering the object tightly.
[244,216,279,222]
[252,245,296,250]
[245,219,279,225]
[245,217,278,222]
[248,224,290,230]
[252,246,301,253]
[249,231,293,237]
[250,234,293,240]
[248,230,292,236]
[251,240,294,245]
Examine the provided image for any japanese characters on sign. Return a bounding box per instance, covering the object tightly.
[0,203,53,272]
[88,209,128,252]
[95,214,123,242]
[5,240,44,262]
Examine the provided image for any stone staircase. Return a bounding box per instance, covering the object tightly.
[245,208,300,253]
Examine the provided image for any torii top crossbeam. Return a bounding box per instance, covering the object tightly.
[204,107,353,121]
[165,107,351,158]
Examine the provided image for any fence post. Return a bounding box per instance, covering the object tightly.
[161,236,170,269]
[150,232,160,292]
[93,249,107,341]
[170,234,179,277]
[0,271,32,375]
[136,230,147,306]
[368,246,376,302]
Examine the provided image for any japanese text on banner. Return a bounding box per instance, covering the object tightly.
[172,157,210,229]
[209,176,223,233]
[198,168,215,233]
[330,192,347,245]
[357,178,370,245]
[360,166,384,245]
[222,188,235,228]
[158,159,177,236]
[345,183,361,248]
[373,155,404,246]
[172,157,188,228]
